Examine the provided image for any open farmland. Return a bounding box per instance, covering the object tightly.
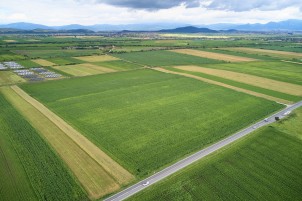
[17,60,40,68]
[0,71,25,86]
[92,60,144,71]
[75,55,120,62]
[13,49,102,58]
[32,59,56,66]
[22,69,283,178]
[47,57,84,65]
[129,108,302,201]
[174,66,302,96]
[1,86,133,199]
[219,47,302,60]
[170,49,257,62]
[113,50,224,66]
[0,90,88,201]
[53,63,116,76]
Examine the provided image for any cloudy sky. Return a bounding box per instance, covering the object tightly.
[0,0,301,25]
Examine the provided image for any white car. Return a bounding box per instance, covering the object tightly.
[264,118,269,122]
[142,181,150,186]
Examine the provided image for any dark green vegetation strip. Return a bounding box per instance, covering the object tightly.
[167,67,301,102]
[0,93,88,201]
[129,108,302,201]
[22,69,282,178]
[113,50,224,66]
[47,57,84,65]
[200,61,302,86]
[17,60,40,68]
[92,60,144,71]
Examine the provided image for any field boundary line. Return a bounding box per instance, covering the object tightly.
[281,60,302,65]
[153,67,292,105]
[11,85,134,185]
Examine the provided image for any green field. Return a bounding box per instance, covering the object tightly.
[129,108,302,201]
[0,71,25,86]
[113,50,224,66]
[17,60,41,68]
[22,69,283,177]
[47,57,84,65]
[200,61,302,85]
[166,67,302,102]
[0,91,88,201]
[92,60,144,71]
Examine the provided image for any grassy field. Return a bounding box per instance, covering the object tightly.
[0,71,25,86]
[165,67,301,103]
[75,55,120,62]
[17,60,41,68]
[113,50,224,66]
[0,90,88,201]
[47,57,84,65]
[53,63,116,76]
[220,47,302,60]
[170,49,257,62]
[200,61,302,86]
[92,60,144,71]
[13,49,102,58]
[129,108,302,201]
[32,59,56,66]
[174,66,302,96]
[2,86,133,199]
[22,69,283,178]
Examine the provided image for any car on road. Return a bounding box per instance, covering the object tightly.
[142,181,150,186]
[264,118,269,122]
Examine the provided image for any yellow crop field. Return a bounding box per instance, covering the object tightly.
[175,66,302,96]
[74,55,120,62]
[1,86,134,199]
[0,71,25,86]
[170,49,257,62]
[53,63,116,76]
[32,59,56,66]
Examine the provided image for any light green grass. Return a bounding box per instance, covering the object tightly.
[17,60,40,68]
[113,50,224,66]
[0,91,88,201]
[47,57,84,65]
[22,69,283,178]
[129,108,302,201]
[0,71,25,86]
[92,60,144,71]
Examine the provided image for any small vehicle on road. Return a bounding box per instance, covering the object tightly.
[252,126,257,129]
[283,111,291,116]
[264,118,269,122]
[142,181,150,186]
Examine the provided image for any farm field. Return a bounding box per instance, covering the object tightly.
[219,47,302,60]
[199,61,302,85]
[47,57,84,65]
[170,49,257,62]
[165,67,300,103]
[21,69,283,178]
[0,89,88,201]
[13,49,102,58]
[129,108,302,201]
[17,60,40,68]
[113,50,224,66]
[174,66,302,96]
[1,86,133,199]
[75,55,120,62]
[32,59,56,66]
[0,71,25,86]
[92,60,144,71]
[53,63,116,76]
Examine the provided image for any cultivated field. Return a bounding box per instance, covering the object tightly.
[32,59,56,66]
[170,49,257,62]
[47,57,83,65]
[2,86,133,199]
[0,90,87,201]
[75,55,120,62]
[21,69,283,178]
[0,71,25,86]
[220,47,302,59]
[17,60,40,68]
[129,108,302,201]
[92,60,144,71]
[53,63,116,76]
[114,50,223,66]
[175,66,302,96]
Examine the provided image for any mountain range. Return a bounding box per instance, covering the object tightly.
[0,19,301,32]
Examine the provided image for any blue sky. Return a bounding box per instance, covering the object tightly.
[0,0,301,25]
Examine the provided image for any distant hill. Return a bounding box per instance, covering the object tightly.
[234,19,302,31]
[159,26,218,33]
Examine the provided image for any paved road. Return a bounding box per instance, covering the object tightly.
[105,101,302,201]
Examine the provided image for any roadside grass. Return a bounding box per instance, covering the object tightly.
[2,86,133,199]
[170,49,257,62]
[0,90,88,201]
[199,61,302,86]
[128,108,302,201]
[53,63,116,76]
[21,69,283,178]
[0,71,25,86]
[113,50,224,66]
[167,67,301,102]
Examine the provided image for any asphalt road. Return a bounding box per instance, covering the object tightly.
[105,100,302,201]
